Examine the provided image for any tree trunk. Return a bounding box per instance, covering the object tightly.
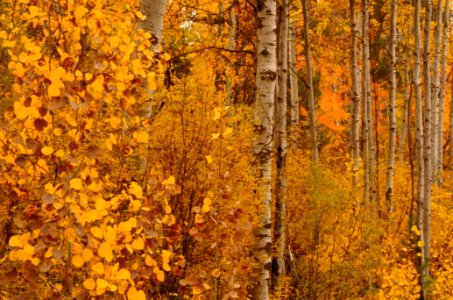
[302,0,319,165]
[139,0,167,53]
[431,0,443,182]
[350,0,361,174]
[438,0,450,182]
[414,0,425,268]
[362,0,375,204]
[289,21,299,127]
[386,0,397,213]
[422,0,432,287]
[252,0,277,298]
[226,10,236,106]
[399,52,410,163]
[273,0,288,289]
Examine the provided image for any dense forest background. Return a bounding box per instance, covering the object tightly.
[0,0,452,299]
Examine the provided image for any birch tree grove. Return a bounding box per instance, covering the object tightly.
[252,0,277,298]
[4,0,453,298]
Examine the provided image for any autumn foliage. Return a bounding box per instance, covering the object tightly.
[1,0,453,299]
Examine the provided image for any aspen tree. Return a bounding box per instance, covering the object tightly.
[386,0,397,212]
[431,0,443,181]
[226,10,236,105]
[413,0,427,294]
[362,0,375,204]
[302,0,319,165]
[252,0,277,298]
[289,21,299,126]
[274,0,288,287]
[399,52,410,162]
[139,0,167,53]
[438,0,450,181]
[350,0,361,179]
[422,0,432,284]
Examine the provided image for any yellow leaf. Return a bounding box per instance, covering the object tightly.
[72,255,84,267]
[74,6,88,19]
[82,248,93,262]
[213,107,221,120]
[223,127,233,136]
[109,116,121,129]
[90,227,103,239]
[129,182,143,199]
[85,73,93,81]
[41,146,54,156]
[92,262,105,275]
[127,287,146,300]
[96,278,109,289]
[83,278,96,290]
[193,285,204,295]
[0,31,7,39]
[162,215,175,226]
[98,242,113,262]
[136,11,146,20]
[70,178,82,190]
[212,268,220,278]
[153,266,165,282]
[211,133,220,140]
[132,237,144,250]
[134,131,149,143]
[206,155,213,164]
[145,255,157,267]
[195,213,203,224]
[202,198,212,213]
[162,176,175,185]
[162,250,171,271]
[9,235,23,247]
[418,241,425,247]
[48,83,61,97]
[23,244,35,255]
[116,268,131,280]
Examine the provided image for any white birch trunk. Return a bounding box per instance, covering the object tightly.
[289,21,299,126]
[431,0,443,182]
[252,0,277,298]
[139,0,167,53]
[302,0,319,165]
[386,0,397,213]
[414,1,425,271]
[274,0,288,287]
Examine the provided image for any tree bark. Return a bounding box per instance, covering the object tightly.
[431,0,443,182]
[226,10,236,106]
[438,0,450,182]
[139,0,167,53]
[252,0,277,298]
[302,0,319,165]
[413,0,425,269]
[274,0,288,288]
[422,0,432,286]
[289,21,299,127]
[362,0,375,204]
[386,0,397,213]
[399,52,410,163]
[350,0,361,174]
